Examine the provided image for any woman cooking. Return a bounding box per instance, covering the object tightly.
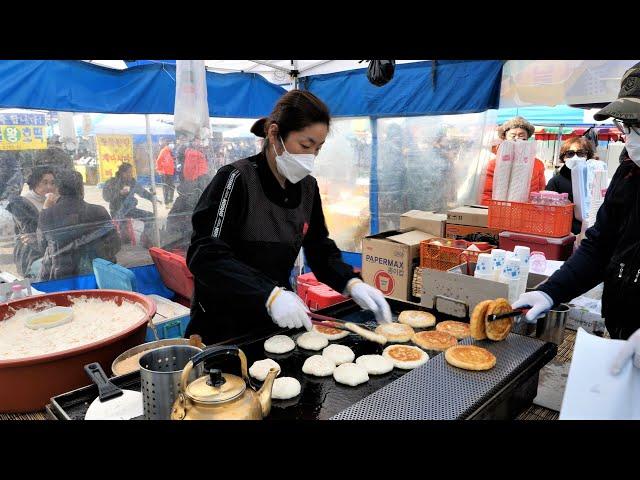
[185,90,391,344]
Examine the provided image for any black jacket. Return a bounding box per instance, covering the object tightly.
[102,176,153,219]
[6,196,43,277]
[37,196,121,281]
[538,159,640,338]
[545,165,582,235]
[185,152,358,344]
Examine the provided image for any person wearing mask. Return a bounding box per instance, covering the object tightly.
[545,137,597,235]
[186,90,391,344]
[6,166,56,277]
[156,138,176,205]
[512,62,640,376]
[102,162,156,245]
[481,116,546,205]
[37,170,120,280]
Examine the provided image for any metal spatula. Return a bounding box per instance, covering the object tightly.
[84,363,143,420]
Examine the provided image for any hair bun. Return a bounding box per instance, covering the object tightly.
[250,118,268,138]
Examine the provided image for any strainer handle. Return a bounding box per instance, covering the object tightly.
[179,346,249,394]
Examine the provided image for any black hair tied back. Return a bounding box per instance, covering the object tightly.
[250,118,268,138]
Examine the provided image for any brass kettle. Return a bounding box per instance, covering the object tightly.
[170,345,277,420]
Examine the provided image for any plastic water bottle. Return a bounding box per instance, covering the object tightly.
[9,285,25,301]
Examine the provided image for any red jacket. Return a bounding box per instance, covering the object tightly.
[183,148,209,181]
[481,156,546,205]
[155,146,175,176]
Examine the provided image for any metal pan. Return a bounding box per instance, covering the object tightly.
[84,363,143,420]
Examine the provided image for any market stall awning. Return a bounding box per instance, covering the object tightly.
[300,60,504,117]
[0,60,286,117]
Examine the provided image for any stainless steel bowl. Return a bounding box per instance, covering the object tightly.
[111,337,205,377]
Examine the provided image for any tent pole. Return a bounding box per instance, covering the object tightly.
[369,116,379,235]
[145,114,161,246]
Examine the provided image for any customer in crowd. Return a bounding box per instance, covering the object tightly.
[481,116,546,205]
[6,167,57,277]
[0,151,24,204]
[183,138,210,182]
[37,170,120,280]
[156,138,176,205]
[34,135,73,171]
[162,176,208,252]
[546,137,597,235]
[102,162,156,245]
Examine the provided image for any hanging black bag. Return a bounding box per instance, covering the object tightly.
[366,60,396,87]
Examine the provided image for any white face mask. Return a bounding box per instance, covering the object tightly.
[168,143,175,150]
[273,136,316,184]
[626,129,640,167]
[564,155,586,170]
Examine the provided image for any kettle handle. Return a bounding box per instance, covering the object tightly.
[179,345,249,394]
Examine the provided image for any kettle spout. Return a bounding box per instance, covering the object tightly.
[257,367,277,418]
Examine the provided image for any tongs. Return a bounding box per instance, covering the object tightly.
[487,308,525,322]
[308,311,350,331]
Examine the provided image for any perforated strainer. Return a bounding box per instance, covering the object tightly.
[139,345,203,420]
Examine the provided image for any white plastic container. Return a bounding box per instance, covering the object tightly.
[491,249,507,282]
[514,245,531,298]
[500,258,522,304]
[474,253,495,281]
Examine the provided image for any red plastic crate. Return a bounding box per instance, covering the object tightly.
[499,231,576,261]
[149,247,194,304]
[488,200,573,238]
[296,272,348,311]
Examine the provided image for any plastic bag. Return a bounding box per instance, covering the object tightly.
[492,141,514,201]
[367,60,396,87]
[174,60,210,139]
[507,141,536,202]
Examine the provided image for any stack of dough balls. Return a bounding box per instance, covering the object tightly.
[470,298,514,341]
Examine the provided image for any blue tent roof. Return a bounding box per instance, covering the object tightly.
[496,105,587,125]
[301,60,504,118]
[0,60,286,117]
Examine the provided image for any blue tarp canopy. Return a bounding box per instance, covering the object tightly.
[496,104,587,125]
[301,60,504,117]
[0,60,286,117]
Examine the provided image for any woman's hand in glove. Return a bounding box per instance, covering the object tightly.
[346,279,392,324]
[266,287,312,331]
[512,291,553,323]
[610,329,640,375]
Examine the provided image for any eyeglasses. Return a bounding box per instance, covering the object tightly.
[563,150,588,159]
[614,119,640,136]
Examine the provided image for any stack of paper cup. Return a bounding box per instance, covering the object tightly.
[499,257,522,304]
[474,253,494,281]
[514,246,531,298]
[491,249,507,281]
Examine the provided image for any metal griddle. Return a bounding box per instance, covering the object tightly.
[47,298,556,420]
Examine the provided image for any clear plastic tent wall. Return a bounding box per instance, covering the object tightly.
[0,59,503,285]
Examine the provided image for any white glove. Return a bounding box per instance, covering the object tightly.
[346,279,392,324]
[512,291,553,323]
[610,329,640,375]
[266,287,312,331]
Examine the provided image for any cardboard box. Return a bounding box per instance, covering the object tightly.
[445,223,502,241]
[400,210,447,237]
[566,295,605,334]
[420,262,548,318]
[447,205,489,228]
[362,229,435,301]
